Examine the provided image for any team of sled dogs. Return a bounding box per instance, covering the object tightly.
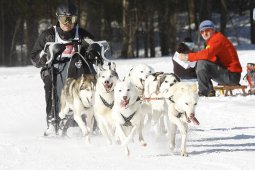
[59,62,200,156]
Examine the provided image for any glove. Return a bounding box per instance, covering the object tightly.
[178,53,188,62]
[86,43,103,65]
[39,49,49,66]
[41,43,66,67]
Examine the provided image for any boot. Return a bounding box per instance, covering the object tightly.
[44,118,58,136]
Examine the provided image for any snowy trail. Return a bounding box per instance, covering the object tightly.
[1,55,255,170]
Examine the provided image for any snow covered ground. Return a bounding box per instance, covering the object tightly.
[0,49,255,170]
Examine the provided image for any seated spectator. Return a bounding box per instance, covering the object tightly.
[178,20,242,97]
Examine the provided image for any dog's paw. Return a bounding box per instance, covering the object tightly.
[85,136,91,144]
[180,151,188,157]
[115,139,121,145]
[58,112,65,119]
[169,143,175,152]
[140,140,147,147]
[125,147,130,156]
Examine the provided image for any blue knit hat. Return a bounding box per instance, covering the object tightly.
[199,20,215,32]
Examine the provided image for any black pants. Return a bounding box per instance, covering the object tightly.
[41,68,59,127]
[196,60,241,94]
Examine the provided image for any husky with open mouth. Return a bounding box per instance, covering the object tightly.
[112,78,147,156]
[94,62,119,144]
[163,82,200,156]
[128,64,154,96]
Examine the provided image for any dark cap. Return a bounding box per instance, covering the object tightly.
[56,3,78,16]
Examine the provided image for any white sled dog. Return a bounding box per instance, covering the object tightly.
[127,64,154,127]
[128,64,154,96]
[163,82,200,156]
[94,62,119,144]
[144,72,180,136]
[112,78,146,156]
[59,74,96,143]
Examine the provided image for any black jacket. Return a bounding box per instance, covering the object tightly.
[30,24,94,68]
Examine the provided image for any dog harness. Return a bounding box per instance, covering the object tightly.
[99,95,114,109]
[120,112,136,127]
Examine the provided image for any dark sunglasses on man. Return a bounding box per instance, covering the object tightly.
[57,15,78,24]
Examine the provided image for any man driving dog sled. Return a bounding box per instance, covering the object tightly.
[178,20,242,97]
[30,2,100,136]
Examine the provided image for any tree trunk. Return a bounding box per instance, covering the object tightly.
[121,0,129,58]
[250,0,255,44]
[158,1,170,56]
[149,13,155,58]
[187,0,197,40]
[144,16,149,58]
[9,18,21,66]
[199,0,212,21]
[220,0,227,35]
[169,12,177,54]
[0,0,5,65]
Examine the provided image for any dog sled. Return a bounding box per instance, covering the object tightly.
[213,63,255,96]
[244,63,255,95]
[43,39,111,136]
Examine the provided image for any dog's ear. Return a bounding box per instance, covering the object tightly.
[170,73,181,82]
[96,64,105,75]
[110,62,116,71]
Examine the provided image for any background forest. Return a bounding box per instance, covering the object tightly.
[0,0,255,66]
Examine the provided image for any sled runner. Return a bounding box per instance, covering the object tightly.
[213,85,247,96]
[44,39,110,136]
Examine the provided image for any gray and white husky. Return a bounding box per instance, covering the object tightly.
[143,72,180,136]
[94,62,119,144]
[59,74,96,143]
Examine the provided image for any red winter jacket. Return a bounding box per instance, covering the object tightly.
[188,32,242,73]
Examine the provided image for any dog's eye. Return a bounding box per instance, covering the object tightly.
[194,103,197,105]
[102,76,105,78]
[140,71,143,73]
[127,89,130,91]
[119,90,122,92]
[165,81,168,83]
[185,102,188,105]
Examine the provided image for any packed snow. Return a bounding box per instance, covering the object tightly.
[0,48,255,170]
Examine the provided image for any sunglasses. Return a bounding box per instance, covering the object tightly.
[57,15,78,24]
[200,28,212,34]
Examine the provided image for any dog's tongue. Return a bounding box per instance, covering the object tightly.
[120,100,129,108]
[191,116,200,125]
[189,113,200,125]
[104,83,113,92]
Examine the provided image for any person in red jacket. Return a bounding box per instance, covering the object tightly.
[179,20,242,97]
